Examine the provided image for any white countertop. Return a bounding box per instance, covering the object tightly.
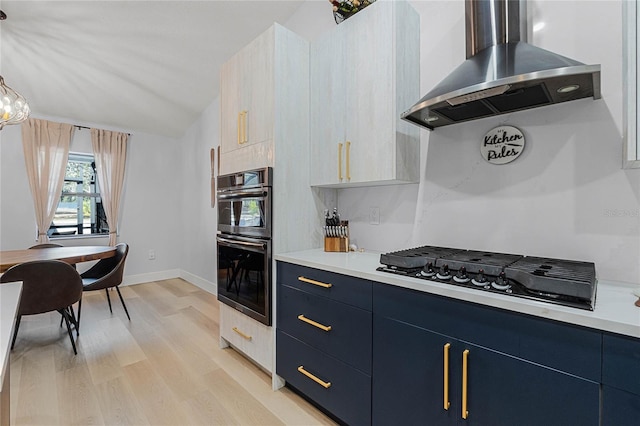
[275,249,640,339]
[1,281,22,384]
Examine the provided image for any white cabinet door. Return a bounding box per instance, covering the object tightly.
[310,26,347,186]
[220,27,275,157]
[220,53,241,155]
[219,304,273,373]
[243,28,274,148]
[309,0,420,188]
[344,2,394,185]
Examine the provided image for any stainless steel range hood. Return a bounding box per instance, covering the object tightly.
[402,0,601,131]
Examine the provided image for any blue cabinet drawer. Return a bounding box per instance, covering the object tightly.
[373,282,601,381]
[603,332,640,395]
[278,284,372,374]
[276,330,371,426]
[277,262,372,310]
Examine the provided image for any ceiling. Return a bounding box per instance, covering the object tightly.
[0,0,306,138]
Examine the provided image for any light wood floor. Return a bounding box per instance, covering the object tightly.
[8,278,336,426]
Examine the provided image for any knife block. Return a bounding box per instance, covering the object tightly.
[323,220,349,252]
[324,237,349,252]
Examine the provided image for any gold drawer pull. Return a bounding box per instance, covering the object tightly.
[338,142,343,181]
[297,365,331,389]
[237,111,248,144]
[462,349,469,420]
[345,141,351,181]
[444,343,451,410]
[298,276,332,288]
[241,110,248,143]
[298,314,332,332]
[232,327,252,341]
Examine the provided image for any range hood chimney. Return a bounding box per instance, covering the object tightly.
[402,0,601,131]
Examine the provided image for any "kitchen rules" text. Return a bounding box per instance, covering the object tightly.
[480,125,525,165]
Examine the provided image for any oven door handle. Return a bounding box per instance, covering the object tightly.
[217,189,268,200]
[217,236,267,249]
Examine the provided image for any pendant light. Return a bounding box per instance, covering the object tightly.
[0,10,30,130]
[0,75,30,130]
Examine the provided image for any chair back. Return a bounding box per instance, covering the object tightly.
[0,260,82,316]
[28,243,63,249]
[81,243,129,290]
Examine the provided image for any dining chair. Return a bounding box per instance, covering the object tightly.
[77,243,130,328]
[0,260,83,354]
[29,242,82,329]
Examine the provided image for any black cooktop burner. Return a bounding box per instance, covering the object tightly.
[377,245,597,310]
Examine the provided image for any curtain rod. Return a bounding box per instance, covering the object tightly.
[74,124,131,136]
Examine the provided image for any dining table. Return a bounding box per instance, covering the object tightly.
[0,245,117,273]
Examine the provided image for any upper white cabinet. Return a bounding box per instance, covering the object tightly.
[310,0,420,187]
[220,24,303,174]
[220,27,274,155]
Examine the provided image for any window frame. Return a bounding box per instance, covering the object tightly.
[49,152,109,239]
[623,0,640,168]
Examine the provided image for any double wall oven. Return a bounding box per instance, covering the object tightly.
[216,167,273,325]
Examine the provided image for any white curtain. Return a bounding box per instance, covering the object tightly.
[21,118,74,243]
[91,128,128,246]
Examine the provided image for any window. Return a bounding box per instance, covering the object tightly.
[49,153,109,237]
[624,0,640,168]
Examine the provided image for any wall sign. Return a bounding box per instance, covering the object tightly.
[480,125,525,164]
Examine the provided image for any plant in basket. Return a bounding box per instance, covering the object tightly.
[329,0,376,24]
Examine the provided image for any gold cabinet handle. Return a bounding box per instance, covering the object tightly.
[297,276,332,288]
[444,343,451,410]
[297,365,331,389]
[242,110,248,143]
[232,327,252,341]
[462,349,469,420]
[298,314,332,332]
[345,141,351,181]
[237,111,248,144]
[338,142,343,181]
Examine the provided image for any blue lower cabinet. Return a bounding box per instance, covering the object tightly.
[373,317,600,426]
[602,385,640,426]
[602,332,640,426]
[277,330,371,425]
[277,262,372,310]
[463,341,599,426]
[373,315,456,426]
[603,332,640,395]
[275,262,630,425]
[277,284,372,374]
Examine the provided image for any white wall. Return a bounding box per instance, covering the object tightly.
[177,98,220,291]
[287,0,640,285]
[0,116,184,283]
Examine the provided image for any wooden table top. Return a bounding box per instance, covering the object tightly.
[0,246,117,273]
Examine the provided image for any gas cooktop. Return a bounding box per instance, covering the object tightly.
[378,246,597,310]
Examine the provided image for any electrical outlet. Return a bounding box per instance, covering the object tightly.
[370,207,380,225]
[148,249,156,260]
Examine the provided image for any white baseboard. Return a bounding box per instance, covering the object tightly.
[120,269,217,296]
[179,270,217,295]
[121,269,180,286]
